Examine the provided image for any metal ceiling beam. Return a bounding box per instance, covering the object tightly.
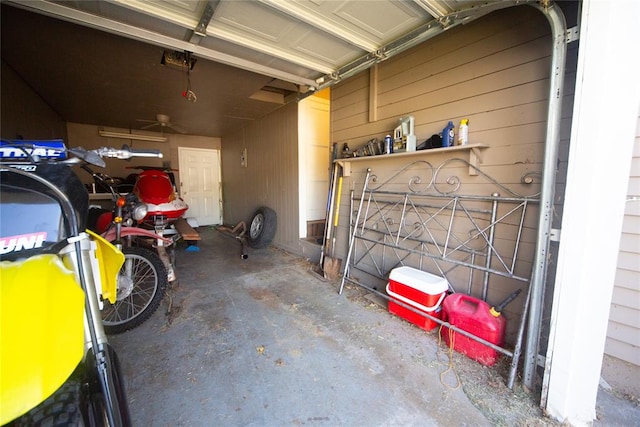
[100,0,335,75]
[109,0,199,29]
[190,0,220,44]
[412,0,450,18]
[258,0,378,52]
[6,0,317,88]
[204,25,335,75]
[194,1,218,37]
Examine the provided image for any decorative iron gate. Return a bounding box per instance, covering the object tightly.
[339,158,540,388]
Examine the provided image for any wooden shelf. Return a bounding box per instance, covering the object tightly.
[335,143,488,176]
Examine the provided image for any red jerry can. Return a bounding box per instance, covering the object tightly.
[441,290,520,366]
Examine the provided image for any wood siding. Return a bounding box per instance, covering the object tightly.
[607,115,640,366]
[221,102,300,252]
[330,6,564,341]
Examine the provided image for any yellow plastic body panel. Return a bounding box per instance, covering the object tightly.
[0,255,85,424]
[87,229,124,304]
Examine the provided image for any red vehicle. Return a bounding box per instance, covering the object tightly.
[133,168,188,222]
[90,166,189,287]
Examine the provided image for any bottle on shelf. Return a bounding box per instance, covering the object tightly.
[457,119,469,146]
[442,121,455,147]
[341,143,352,158]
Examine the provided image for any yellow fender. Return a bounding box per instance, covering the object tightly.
[0,255,85,424]
[87,230,124,304]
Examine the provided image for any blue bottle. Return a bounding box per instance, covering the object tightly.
[442,121,455,147]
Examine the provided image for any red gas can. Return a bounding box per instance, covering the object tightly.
[441,293,505,366]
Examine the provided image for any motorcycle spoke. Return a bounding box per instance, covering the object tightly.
[101,249,165,329]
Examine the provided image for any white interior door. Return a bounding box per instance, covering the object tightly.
[178,147,222,226]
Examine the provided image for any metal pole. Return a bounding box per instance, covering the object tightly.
[339,168,371,295]
[522,2,567,391]
[467,252,476,295]
[482,193,499,301]
[348,188,354,248]
[508,283,532,389]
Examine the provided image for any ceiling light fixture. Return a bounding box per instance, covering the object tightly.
[98,130,167,143]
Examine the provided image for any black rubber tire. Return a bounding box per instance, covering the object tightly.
[83,345,132,427]
[247,206,277,249]
[101,246,168,334]
[10,377,83,426]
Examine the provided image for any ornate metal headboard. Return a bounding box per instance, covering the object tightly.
[339,157,541,388]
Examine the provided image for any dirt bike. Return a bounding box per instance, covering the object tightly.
[128,166,189,275]
[0,140,158,425]
[85,170,170,335]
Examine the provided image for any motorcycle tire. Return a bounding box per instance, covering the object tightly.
[247,206,277,249]
[9,377,83,426]
[102,246,168,334]
[83,345,132,427]
[8,352,131,427]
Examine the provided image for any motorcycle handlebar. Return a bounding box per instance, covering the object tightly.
[94,145,163,160]
[0,141,162,168]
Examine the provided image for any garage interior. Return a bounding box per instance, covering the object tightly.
[1,0,639,426]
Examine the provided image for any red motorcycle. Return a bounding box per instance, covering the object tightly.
[133,168,188,222]
[87,169,176,334]
[91,166,188,280]
[128,167,189,279]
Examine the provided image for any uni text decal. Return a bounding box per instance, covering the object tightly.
[0,232,47,254]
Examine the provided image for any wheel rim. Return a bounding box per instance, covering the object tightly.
[250,213,264,239]
[102,253,159,326]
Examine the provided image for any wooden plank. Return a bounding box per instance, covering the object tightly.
[608,304,640,329]
[611,286,640,311]
[605,335,640,365]
[369,65,378,123]
[174,218,201,241]
[615,269,640,291]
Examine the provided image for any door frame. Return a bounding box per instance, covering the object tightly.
[177,146,223,226]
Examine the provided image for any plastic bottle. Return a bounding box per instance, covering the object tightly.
[341,143,352,158]
[442,121,455,147]
[457,119,469,146]
[384,135,393,154]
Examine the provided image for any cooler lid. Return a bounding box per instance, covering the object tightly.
[389,266,449,293]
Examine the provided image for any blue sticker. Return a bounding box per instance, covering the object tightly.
[0,139,67,160]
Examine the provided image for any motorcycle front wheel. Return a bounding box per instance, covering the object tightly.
[9,349,131,426]
[102,247,168,334]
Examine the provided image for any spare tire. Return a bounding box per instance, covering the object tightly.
[247,206,277,249]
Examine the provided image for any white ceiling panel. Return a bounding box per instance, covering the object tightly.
[290,29,360,68]
[215,1,297,42]
[334,1,425,40]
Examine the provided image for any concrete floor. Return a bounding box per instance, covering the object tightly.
[110,227,639,426]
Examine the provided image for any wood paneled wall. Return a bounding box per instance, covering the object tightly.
[221,101,300,252]
[330,5,567,338]
[608,116,640,366]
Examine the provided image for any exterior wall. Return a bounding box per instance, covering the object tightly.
[330,6,560,340]
[607,115,640,366]
[221,102,300,253]
[1,60,67,140]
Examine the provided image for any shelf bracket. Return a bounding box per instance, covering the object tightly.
[338,160,352,177]
[469,146,484,176]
